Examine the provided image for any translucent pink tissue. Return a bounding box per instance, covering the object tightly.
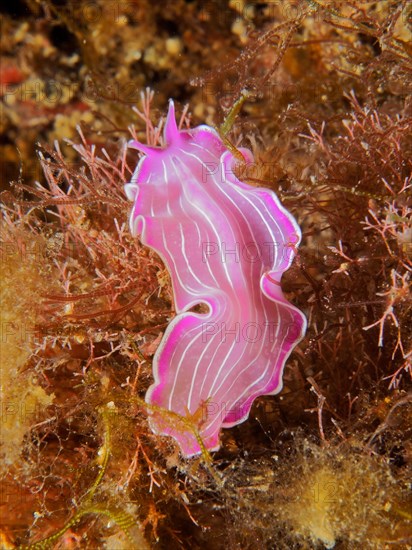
[125,100,306,456]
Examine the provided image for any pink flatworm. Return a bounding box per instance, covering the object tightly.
[125,100,306,456]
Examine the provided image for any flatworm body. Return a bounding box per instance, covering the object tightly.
[125,100,306,456]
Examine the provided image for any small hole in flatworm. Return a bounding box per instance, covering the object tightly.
[188,303,210,315]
